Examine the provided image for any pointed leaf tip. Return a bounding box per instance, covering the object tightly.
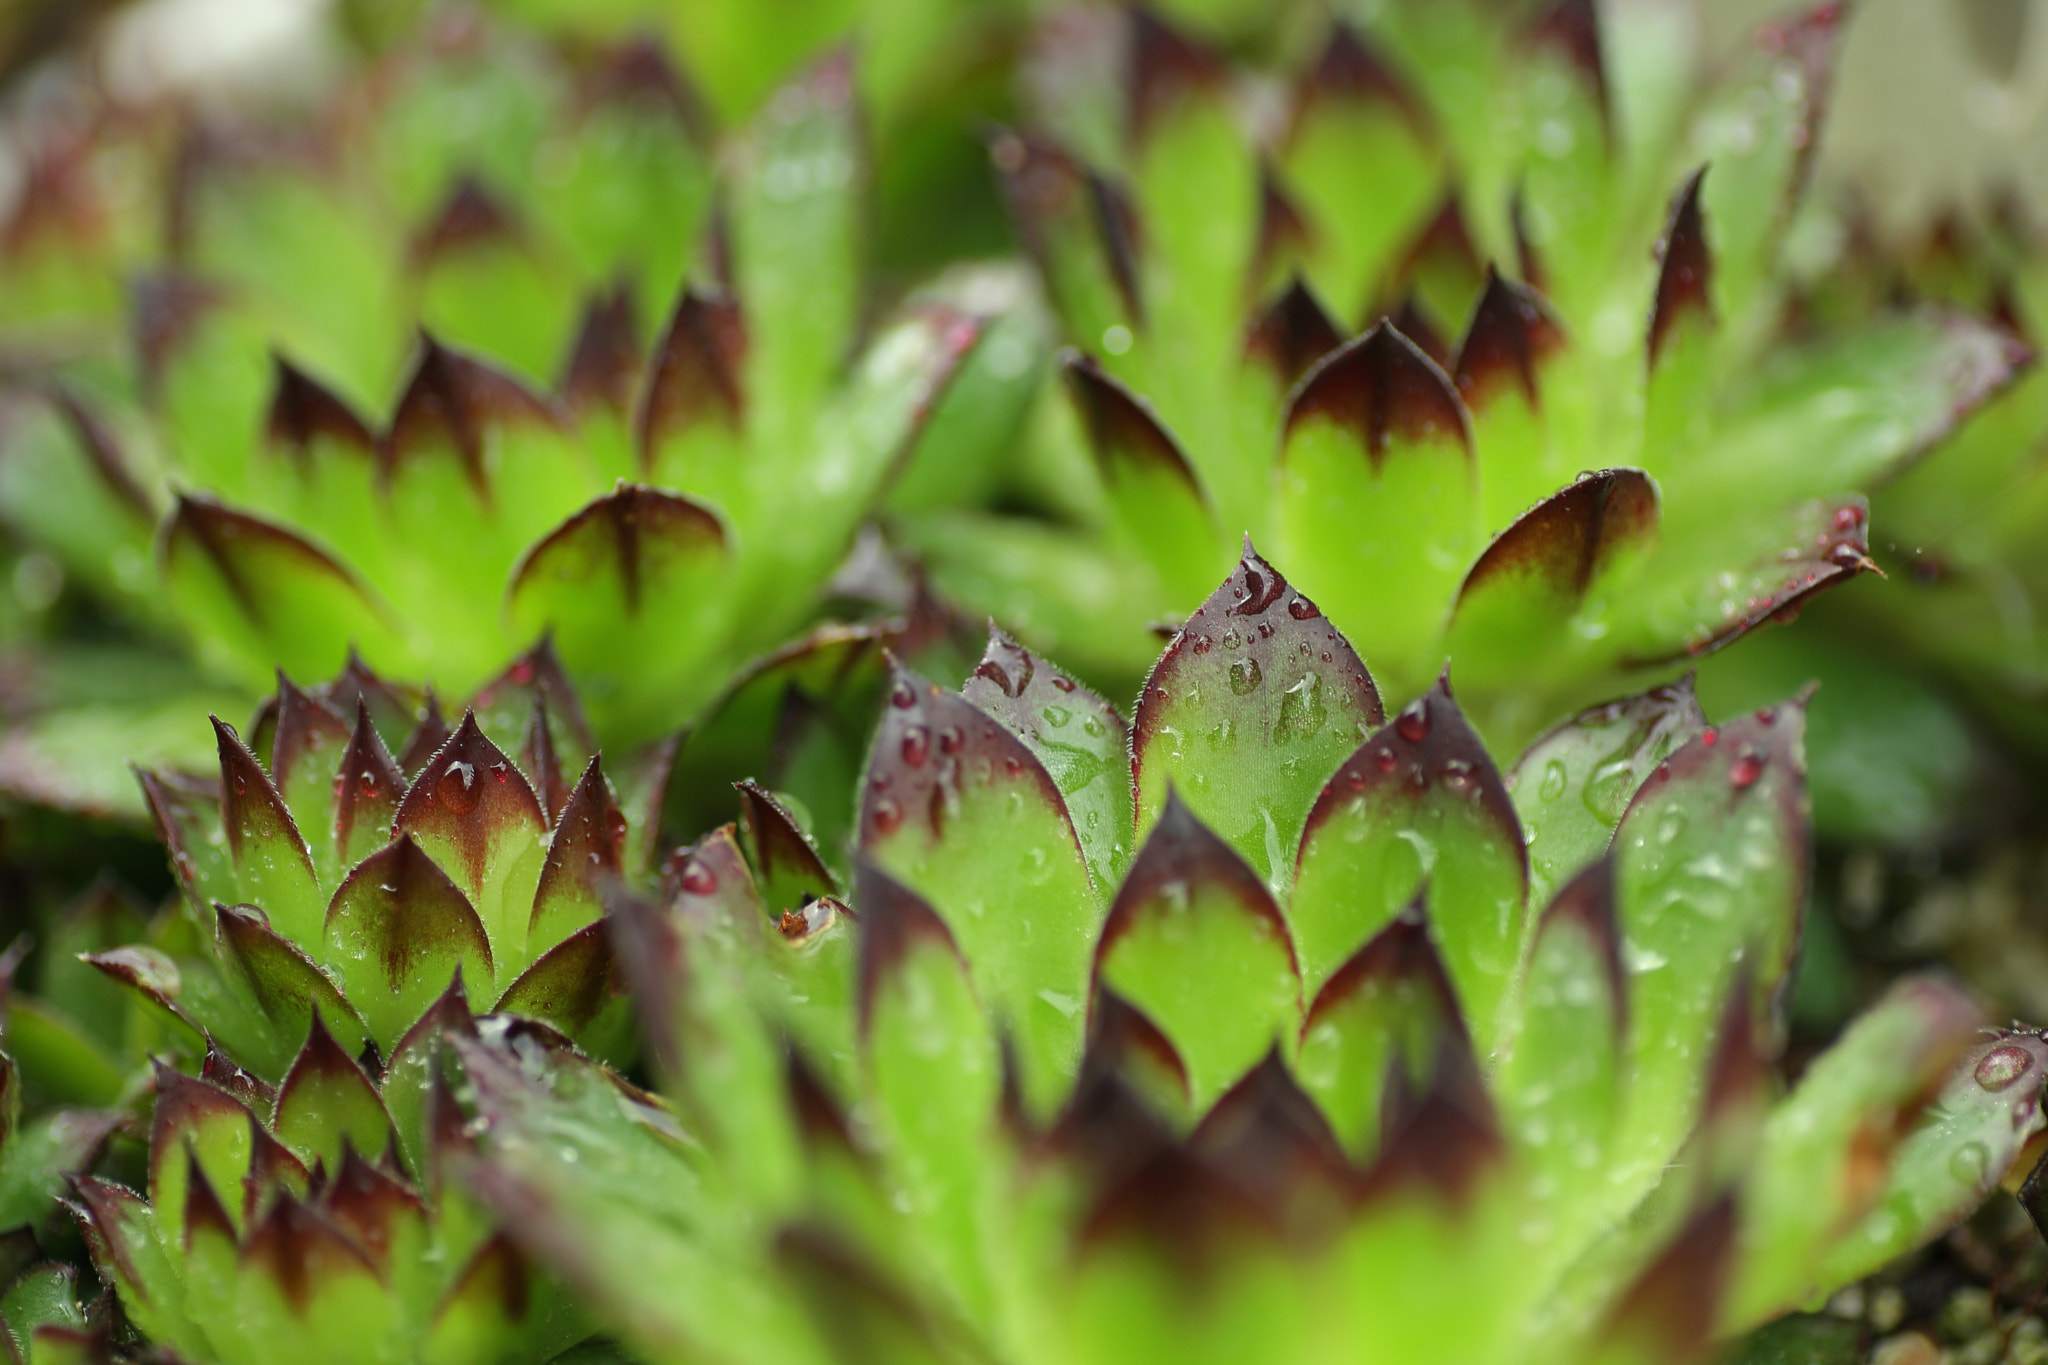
[736,779,840,904]
[1061,352,1203,492]
[268,356,375,460]
[509,482,726,617]
[1648,168,1714,368]
[637,286,744,457]
[385,337,558,496]
[1285,320,1470,462]
[853,860,964,1034]
[1456,467,1658,604]
[1127,6,1229,147]
[1247,279,1345,390]
[1453,268,1564,410]
[393,712,547,899]
[560,288,642,419]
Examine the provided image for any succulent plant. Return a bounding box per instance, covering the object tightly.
[0,16,1035,815]
[438,547,2048,1365]
[894,1,2024,749]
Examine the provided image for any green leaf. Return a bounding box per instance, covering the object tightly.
[1451,269,1570,530]
[213,717,323,948]
[330,701,407,871]
[1508,677,1706,910]
[961,625,1134,889]
[147,1065,260,1246]
[1725,976,1983,1328]
[0,1109,118,1233]
[1291,678,1527,1048]
[272,1014,397,1174]
[528,759,626,960]
[1,1264,84,1355]
[269,677,353,886]
[858,664,1098,1116]
[734,780,840,917]
[324,836,495,1056]
[393,713,549,978]
[1609,698,1810,1204]
[1095,793,1301,1111]
[495,923,630,1054]
[1277,321,1478,690]
[213,903,367,1077]
[1134,544,1383,894]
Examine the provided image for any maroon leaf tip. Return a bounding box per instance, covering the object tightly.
[1453,267,1564,411]
[560,288,642,420]
[213,715,315,877]
[737,779,841,901]
[1299,23,1425,129]
[1525,0,1609,120]
[1600,1194,1738,1361]
[1250,169,1313,288]
[272,673,350,795]
[1081,990,1190,1099]
[1247,279,1345,390]
[1061,352,1203,492]
[637,286,745,458]
[1456,468,1658,606]
[1127,6,1229,147]
[1303,904,1463,1036]
[412,176,517,263]
[1358,1030,1504,1206]
[131,272,220,394]
[392,713,545,900]
[853,859,964,1032]
[1284,320,1470,462]
[1648,168,1714,368]
[1191,1048,1359,1222]
[1536,857,1627,1033]
[509,483,727,616]
[167,495,371,628]
[384,337,558,497]
[44,385,153,520]
[268,356,375,460]
[243,1196,377,1311]
[1098,790,1296,972]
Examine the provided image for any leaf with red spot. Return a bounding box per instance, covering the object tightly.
[1294,906,1466,1159]
[1277,322,1477,682]
[162,495,398,687]
[495,922,630,1055]
[212,715,324,949]
[1094,793,1301,1111]
[330,702,405,871]
[272,1013,397,1173]
[148,1065,259,1246]
[137,767,234,910]
[324,835,495,1055]
[1447,469,1660,690]
[1606,697,1810,1207]
[1508,678,1706,908]
[1291,678,1526,1048]
[270,674,352,883]
[858,662,1097,1115]
[962,624,1133,888]
[507,484,728,740]
[735,779,840,915]
[215,902,369,1079]
[392,713,548,976]
[1060,354,1217,598]
[528,758,626,959]
[1134,544,1382,891]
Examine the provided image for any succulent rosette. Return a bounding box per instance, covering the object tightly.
[892,1,2024,750]
[0,19,1037,813]
[447,549,2048,1365]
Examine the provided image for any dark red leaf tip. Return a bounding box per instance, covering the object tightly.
[271,672,350,795]
[383,336,559,498]
[43,384,153,520]
[736,779,841,902]
[131,272,221,394]
[1127,6,1230,147]
[1453,267,1565,411]
[1080,990,1190,1100]
[392,711,546,898]
[1525,0,1610,121]
[1098,789,1298,976]
[859,659,1082,859]
[1648,168,1714,368]
[1297,23,1426,130]
[1302,903,1463,1036]
[1247,278,1345,390]
[282,1009,378,1099]
[167,495,374,629]
[966,621,1130,748]
[329,834,494,983]
[1395,197,1483,289]
[1387,294,1451,371]
[212,715,315,877]
[242,1194,377,1311]
[853,859,965,1032]
[636,285,745,459]
[560,287,642,420]
[1536,857,1628,1034]
[1060,352,1204,494]
[1303,677,1526,883]
[321,1144,424,1270]
[267,356,375,461]
[1600,1193,1738,1360]
[1250,169,1314,290]
[1357,1030,1505,1207]
[509,482,726,616]
[182,1149,237,1248]
[1675,500,1875,659]
[1191,1048,1359,1229]
[412,175,518,263]
[1284,320,1471,463]
[578,34,707,135]
[1456,468,1658,605]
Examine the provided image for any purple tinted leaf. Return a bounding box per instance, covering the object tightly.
[1189,1049,1360,1238]
[1062,353,1204,494]
[331,703,405,871]
[1095,793,1301,1110]
[1387,295,1451,372]
[1452,267,1565,412]
[560,287,642,421]
[853,860,965,1035]
[1246,279,1345,392]
[1457,469,1658,606]
[137,767,232,909]
[962,625,1133,887]
[1135,543,1382,888]
[267,356,375,463]
[381,976,477,1182]
[1285,319,1470,460]
[242,1195,379,1312]
[1293,678,1526,1047]
[165,495,383,637]
[396,695,452,777]
[384,336,559,501]
[494,922,627,1042]
[323,648,418,748]
[1596,1196,1737,1365]
[636,286,745,459]
[148,1064,258,1244]
[992,132,1145,327]
[508,483,726,617]
[324,835,494,1054]
[272,674,351,875]
[215,902,368,1073]
[132,271,219,394]
[529,758,625,958]
[736,779,840,913]
[272,1012,396,1172]
[522,695,569,826]
[472,638,597,760]
[1648,168,1713,370]
[1356,1029,1505,1208]
[321,1147,426,1275]
[203,1039,278,1120]
[392,712,548,955]
[413,176,519,261]
[214,716,319,941]
[80,947,206,1056]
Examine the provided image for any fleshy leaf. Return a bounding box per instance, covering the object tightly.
[324,836,495,1055]
[272,1014,396,1173]
[735,779,840,915]
[1061,354,1217,596]
[139,767,235,910]
[268,355,376,464]
[331,702,405,871]
[393,713,548,974]
[1134,544,1382,893]
[637,286,745,458]
[1245,279,1345,393]
[1609,698,1810,1201]
[528,758,625,960]
[1295,907,1465,1160]
[1509,679,1706,909]
[1452,268,1564,413]
[1095,793,1301,1111]
[1277,322,1477,679]
[1291,677,1526,1046]
[271,675,352,883]
[215,903,369,1077]
[148,1065,258,1246]
[213,716,323,946]
[495,923,629,1047]
[961,625,1134,889]
[561,287,643,422]
[1726,976,1984,1327]
[858,662,1098,1115]
[1647,167,1712,371]
[383,335,559,502]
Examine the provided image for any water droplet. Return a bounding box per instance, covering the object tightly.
[1228,658,1263,695]
[1538,760,1567,801]
[1051,676,1076,693]
[1729,753,1764,789]
[438,760,481,815]
[1374,747,1397,772]
[1395,703,1429,744]
[871,798,903,835]
[939,726,964,755]
[679,859,717,895]
[900,726,931,767]
[1582,760,1635,824]
[1976,1044,2034,1092]
[1949,1140,1991,1186]
[1287,597,1320,620]
[1656,808,1686,846]
[1042,705,1072,728]
[1220,628,1243,651]
[890,681,917,709]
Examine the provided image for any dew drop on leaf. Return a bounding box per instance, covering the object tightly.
[1228,658,1263,695]
[1538,760,1567,801]
[1729,753,1765,789]
[679,859,717,895]
[1394,703,1429,744]
[1975,1044,2034,1092]
[901,727,931,767]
